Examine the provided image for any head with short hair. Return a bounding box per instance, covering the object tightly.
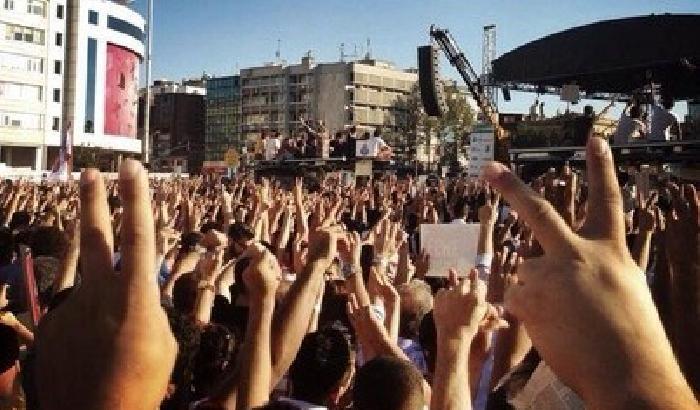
[398,280,434,340]
[227,222,254,257]
[288,322,355,407]
[353,356,425,410]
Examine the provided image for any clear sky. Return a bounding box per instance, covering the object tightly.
[131,0,699,118]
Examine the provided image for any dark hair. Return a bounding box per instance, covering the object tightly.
[200,221,221,234]
[288,322,354,405]
[418,311,437,375]
[30,226,67,258]
[629,105,641,119]
[452,197,469,220]
[164,307,202,409]
[9,211,30,232]
[354,356,424,410]
[228,222,254,242]
[192,324,238,400]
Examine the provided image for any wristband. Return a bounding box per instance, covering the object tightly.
[475,253,493,268]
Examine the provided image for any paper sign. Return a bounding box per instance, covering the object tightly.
[468,131,494,179]
[356,140,378,158]
[355,160,373,177]
[420,223,480,277]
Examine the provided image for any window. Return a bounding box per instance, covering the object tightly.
[55,32,62,46]
[57,4,64,18]
[52,117,59,131]
[54,60,61,74]
[88,10,98,25]
[107,16,144,41]
[0,111,43,130]
[4,24,44,45]
[84,38,97,133]
[3,0,14,10]
[53,88,60,102]
[0,82,42,102]
[0,52,43,74]
[26,0,45,16]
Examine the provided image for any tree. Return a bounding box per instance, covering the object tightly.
[392,82,475,165]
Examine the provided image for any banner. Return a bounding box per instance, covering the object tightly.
[419,223,480,277]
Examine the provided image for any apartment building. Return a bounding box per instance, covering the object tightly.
[0,0,145,171]
[0,0,65,169]
[238,56,417,149]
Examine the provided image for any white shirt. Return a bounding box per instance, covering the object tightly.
[613,113,646,145]
[648,105,678,141]
[264,137,281,160]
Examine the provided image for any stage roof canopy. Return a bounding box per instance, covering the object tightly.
[492,14,700,99]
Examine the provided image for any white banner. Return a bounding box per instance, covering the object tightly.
[420,223,480,277]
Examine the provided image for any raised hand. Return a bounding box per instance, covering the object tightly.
[36,161,177,410]
[483,137,697,409]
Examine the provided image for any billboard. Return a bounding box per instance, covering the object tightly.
[104,43,139,137]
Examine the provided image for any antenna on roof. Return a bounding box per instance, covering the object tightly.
[365,38,372,59]
[275,39,281,63]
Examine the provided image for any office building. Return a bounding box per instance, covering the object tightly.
[238,56,417,149]
[205,75,241,162]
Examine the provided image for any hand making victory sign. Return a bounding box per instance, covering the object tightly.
[483,136,697,409]
[35,160,177,410]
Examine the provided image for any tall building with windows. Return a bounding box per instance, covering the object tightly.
[0,0,144,171]
[237,56,417,150]
[205,75,241,161]
[240,56,315,143]
[0,0,64,169]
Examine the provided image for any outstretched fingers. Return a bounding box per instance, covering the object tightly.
[482,162,576,255]
[118,160,157,291]
[79,169,114,284]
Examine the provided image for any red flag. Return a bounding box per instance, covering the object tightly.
[19,246,42,326]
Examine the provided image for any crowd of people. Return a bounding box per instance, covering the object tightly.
[0,132,697,409]
[257,121,391,162]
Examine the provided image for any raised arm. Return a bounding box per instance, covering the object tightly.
[483,136,697,409]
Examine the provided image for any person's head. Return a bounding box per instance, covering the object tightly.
[192,324,238,399]
[30,226,67,258]
[398,280,434,340]
[349,126,357,136]
[172,273,199,315]
[227,222,254,257]
[630,105,642,119]
[288,322,355,407]
[583,105,594,117]
[354,356,425,410]
[9,211,30,232]
[418,311,437,374]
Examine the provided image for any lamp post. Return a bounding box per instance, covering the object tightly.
[142,0,153,164]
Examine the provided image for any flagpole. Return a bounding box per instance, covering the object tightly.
[142,0,153,165]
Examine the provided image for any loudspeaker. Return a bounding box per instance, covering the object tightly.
[418,45,446,117]
[502,87,511,101]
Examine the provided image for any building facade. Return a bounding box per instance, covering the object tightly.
[238,56,417,150]
[150,91,204,173]
[205,75,240,161]
[0,0,65,169]
[0,0,144,171]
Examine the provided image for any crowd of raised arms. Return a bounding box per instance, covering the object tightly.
[0,135,697,410]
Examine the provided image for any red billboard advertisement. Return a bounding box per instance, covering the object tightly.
[104,43,139,137]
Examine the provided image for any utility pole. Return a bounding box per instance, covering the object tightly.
[142,0,153,164]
